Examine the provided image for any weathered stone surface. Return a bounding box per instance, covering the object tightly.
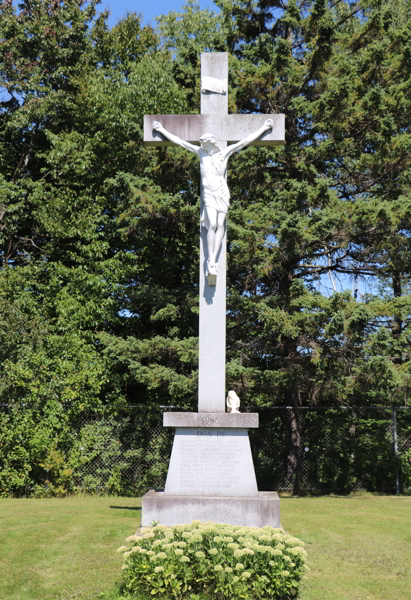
[144,114,285,147]
[164,427,258,497]
[201,53,228,116]
[141,491,281,528]
[198,216,227,412]
[197,53,228,411]
[163,412,259,428]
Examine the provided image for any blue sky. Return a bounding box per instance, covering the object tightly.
[97,0,217,28]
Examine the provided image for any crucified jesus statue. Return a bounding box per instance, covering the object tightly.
[152,119,273,278]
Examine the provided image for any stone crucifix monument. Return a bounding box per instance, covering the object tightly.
[141,53,284,527]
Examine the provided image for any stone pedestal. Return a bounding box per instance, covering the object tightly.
[164,427,258,496]
[140,413,281,528]
[141,490,280,528]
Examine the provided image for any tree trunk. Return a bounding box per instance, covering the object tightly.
[392,271,402,364]
[286,386,302,495]
[280,268,303,495]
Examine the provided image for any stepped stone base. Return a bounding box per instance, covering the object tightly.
[141,490,280,528]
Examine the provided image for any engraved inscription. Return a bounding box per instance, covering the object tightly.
[177,431,243,493]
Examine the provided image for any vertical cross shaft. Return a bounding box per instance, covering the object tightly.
[198,53,228,413]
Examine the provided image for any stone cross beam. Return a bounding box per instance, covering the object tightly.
[143,53,284,414]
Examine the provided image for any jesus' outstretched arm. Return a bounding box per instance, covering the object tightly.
[152,121,200,155]
[223,119,273,160]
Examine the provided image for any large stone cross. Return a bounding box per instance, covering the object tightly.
[144,53,284,415]
[141,53,284,527]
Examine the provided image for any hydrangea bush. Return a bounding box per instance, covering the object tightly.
[117,521,308,599]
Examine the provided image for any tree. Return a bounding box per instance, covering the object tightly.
[1,0,410,495]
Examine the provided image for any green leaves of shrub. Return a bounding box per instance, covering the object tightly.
[118,521,308,600]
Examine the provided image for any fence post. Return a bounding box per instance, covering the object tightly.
[392,408,400,495]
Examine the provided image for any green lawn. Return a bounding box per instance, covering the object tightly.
[0,494,410,600]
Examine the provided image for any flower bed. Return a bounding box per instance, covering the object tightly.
[117,521,308,599]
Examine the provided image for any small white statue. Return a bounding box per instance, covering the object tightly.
[152,119,273,279]
[226,390,241,413]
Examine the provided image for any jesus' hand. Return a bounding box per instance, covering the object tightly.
[264,119,273,130]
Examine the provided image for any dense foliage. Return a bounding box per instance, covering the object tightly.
[1,0,410,495]
[119,522,308,599]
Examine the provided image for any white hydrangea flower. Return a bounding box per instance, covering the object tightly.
[195,551,205,559]
[126,535,137,543]
[180,556,190,563]
[285,537,301,546]
[154,566,164,573]
[208,548,218,556]
[189,534,203,543]
[214,565,223,572]
[116,546,128,553]
[292,546,308,557]
[235,563,245,570]
[175,549,184,556]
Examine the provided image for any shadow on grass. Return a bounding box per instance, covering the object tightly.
[110,505,141,511]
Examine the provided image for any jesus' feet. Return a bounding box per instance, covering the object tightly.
[207,261,217,276]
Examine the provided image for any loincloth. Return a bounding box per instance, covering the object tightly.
[200,185,230,230]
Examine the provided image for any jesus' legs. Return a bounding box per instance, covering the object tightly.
[206,207,225,275]
[206,207,217,274]
[214,212,226,265]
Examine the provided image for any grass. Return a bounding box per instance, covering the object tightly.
[0,494,410,600]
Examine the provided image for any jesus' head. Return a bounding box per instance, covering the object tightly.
[199,133,220,152]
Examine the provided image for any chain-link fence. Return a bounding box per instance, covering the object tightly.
[69,406,411,496]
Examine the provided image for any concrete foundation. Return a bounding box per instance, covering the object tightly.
[141,490,280,528]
